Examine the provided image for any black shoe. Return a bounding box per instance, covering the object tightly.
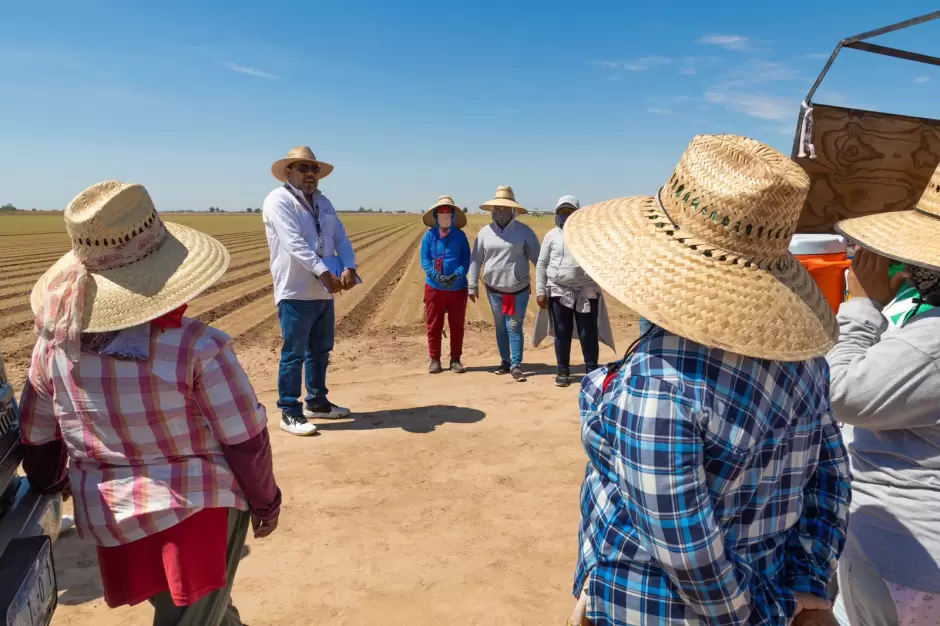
[495,361,512,375]
[555,374,570,387]
[511,367,527,382]
[304,402,351,420]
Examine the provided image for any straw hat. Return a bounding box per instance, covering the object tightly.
[480,185,527,213]
[30,181,230,333]
[271,146,334,182]
[564,134,838,361]
[835,164,940,271]
[423,195,467,228]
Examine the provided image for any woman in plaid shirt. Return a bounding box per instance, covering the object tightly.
[563,135,852,626]
[18,181,281,626]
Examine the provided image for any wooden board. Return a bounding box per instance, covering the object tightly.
[794,103,940,232]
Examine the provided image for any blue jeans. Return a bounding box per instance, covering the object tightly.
[486,289,529,367]
[277,299,334,415]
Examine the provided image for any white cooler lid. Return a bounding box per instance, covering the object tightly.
[789,233,847,256]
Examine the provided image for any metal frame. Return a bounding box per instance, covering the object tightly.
[805,11,940,104]
[792,11,940,157]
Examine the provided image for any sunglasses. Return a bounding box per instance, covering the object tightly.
[292,163,320,175]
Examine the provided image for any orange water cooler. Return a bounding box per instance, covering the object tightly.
[789,234,852,313]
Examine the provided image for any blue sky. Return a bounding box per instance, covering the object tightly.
[2,1,940,213]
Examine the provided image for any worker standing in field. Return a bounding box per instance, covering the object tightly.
[825,165,940,626]
[533,195,615,387]
[420,195,471,374]
[467,185,540,382]
[19,181,281,624]
[564,135,849,626]
[262,146,357,437]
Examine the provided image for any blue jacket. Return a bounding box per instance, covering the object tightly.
[421,226,471,291]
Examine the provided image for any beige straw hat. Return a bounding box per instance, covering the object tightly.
[30,181,230,333]
[423,195,467,228]
[564,134,838,361]
[271,146,334,182]
[835,164,940,271]
[480,185,527,213]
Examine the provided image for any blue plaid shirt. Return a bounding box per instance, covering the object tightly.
[574,329,851,625]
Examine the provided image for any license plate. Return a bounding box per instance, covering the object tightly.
[0,537,57,626]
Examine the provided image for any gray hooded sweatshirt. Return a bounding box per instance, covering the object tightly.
[467,219,540,295]
[826,296,940,592]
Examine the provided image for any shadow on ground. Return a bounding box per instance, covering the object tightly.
[313,404,485,434]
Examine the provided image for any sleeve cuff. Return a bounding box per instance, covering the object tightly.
[312,262,330,277]
[784,576,829,599]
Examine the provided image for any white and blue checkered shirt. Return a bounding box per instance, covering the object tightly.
[574,328,852,625]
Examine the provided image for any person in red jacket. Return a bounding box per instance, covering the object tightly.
[19,180,280,625]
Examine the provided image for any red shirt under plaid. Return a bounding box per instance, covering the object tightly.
[19,318,268,547]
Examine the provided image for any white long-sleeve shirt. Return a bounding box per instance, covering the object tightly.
[262,184,357,303]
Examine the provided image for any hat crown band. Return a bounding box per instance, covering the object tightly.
[659,135,809,259]
[917,171,940,218]
[64,181,168,271]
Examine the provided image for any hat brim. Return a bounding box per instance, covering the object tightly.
[31,223,231,333]
[836,209,940,272]
[479,200,527,214]
[271,158,334,183]
[423,204,467,228]
[564,194,838,361]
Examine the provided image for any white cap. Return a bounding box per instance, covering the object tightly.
[789,233,847,256]
[556,195,580,211]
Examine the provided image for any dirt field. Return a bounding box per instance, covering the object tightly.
[0,212,642,625]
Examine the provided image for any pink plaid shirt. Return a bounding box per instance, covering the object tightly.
[18,318,267,547]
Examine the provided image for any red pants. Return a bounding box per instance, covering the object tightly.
[424,284,468,362]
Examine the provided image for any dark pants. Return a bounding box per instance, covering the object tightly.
[550,297,600,375]
[277,298,335,414]
[425,284,468,362]
[149,508,250,626]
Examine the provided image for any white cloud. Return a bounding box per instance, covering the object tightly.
[717,60,802,89]
[227,63,279,79]
[598,56,672,71]
[647,107,671,115]
[705,91,794,121]
[915,76,931,84]
[678,56,722,75]
[698,35,752,51]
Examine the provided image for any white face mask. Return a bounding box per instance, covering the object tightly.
[437,213,454,229]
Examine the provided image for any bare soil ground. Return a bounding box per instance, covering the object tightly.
[1,214,642,625]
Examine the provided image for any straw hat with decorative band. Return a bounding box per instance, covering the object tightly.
[835,164,940,272]
[423,195,467,228]
[564,134,838,361]
[480,185,527,213]
[31,181,230,335]
[271,146,334,182]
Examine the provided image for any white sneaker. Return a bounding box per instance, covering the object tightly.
[303,402,351,420]
[279,414,318,436]
[60,514,75,534]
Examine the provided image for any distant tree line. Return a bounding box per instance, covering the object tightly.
[0,203,17,212]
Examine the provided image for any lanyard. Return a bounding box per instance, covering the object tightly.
[284,184,325,256]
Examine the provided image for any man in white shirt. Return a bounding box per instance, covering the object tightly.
[263,146,357,436]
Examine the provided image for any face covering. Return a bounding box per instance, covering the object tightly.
[437,212,453,229]
[493,208,513,229]
[905,263,940,306]
[556,211,573,229]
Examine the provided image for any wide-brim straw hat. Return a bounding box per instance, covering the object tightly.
[30,181,230,332]
[480,185,527,214]
[565,134,838,361]
[271,146,334,182]
[835,165,940,271]
[423,195,467,228]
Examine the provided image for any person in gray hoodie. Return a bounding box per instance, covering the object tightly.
[467,185,540,382]
[535,195,602,387]
[827,174,940,626]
